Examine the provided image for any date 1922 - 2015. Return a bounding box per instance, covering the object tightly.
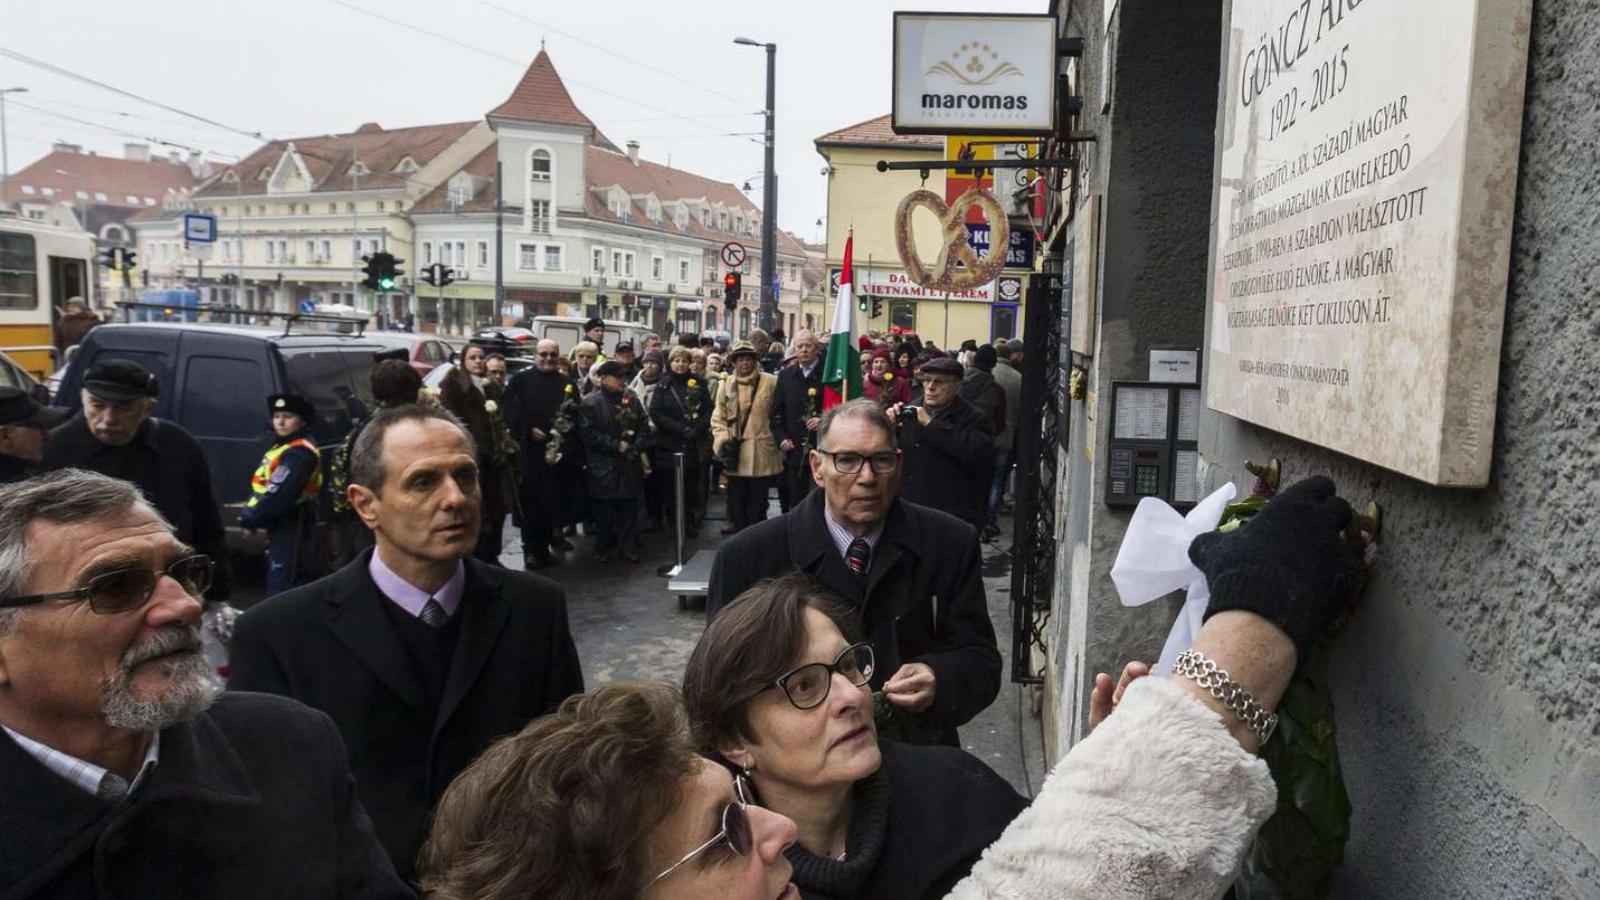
[1270,44,1351,141]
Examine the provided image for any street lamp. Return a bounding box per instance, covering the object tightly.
[733,37,777,334]
[1,87,30,207]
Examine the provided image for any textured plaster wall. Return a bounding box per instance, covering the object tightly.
[1198,0,1600,894]
[1052,0,1222,746]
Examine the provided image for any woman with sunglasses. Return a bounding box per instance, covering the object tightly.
[683,574,1028,899]
[418,683,799,900]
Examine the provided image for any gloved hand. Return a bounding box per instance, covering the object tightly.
[1188,475,1360,661]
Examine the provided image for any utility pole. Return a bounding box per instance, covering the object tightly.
[735,37,778,334]
[350,144,360,310]
[494,159,504,329]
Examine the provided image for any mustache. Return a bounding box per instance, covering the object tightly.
[122,625,203,671]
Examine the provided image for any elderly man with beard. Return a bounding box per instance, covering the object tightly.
[0,469,409,899]
[502,339,583,568]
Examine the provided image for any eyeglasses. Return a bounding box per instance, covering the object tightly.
[814,449,900,475]
[773,642,875,710]
[535,351,560,358]
[651,773,755,884]
[0,554,213,615]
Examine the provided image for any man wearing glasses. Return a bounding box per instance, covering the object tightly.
[0,469,409,898]
[888,355,996,534]
[707,399,1002,746]
[501,339,583,568]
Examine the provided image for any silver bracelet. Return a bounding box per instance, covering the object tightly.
[1172,649,1279,745]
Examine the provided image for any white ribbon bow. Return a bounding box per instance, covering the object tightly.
[1109,483,1237,676]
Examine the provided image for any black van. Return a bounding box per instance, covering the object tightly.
[55,322,387,549]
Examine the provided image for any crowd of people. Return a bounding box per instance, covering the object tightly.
[0,314,1370,899]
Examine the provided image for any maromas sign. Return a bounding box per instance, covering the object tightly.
[893,13,1056,135]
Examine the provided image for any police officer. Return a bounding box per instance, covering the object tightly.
[0,386,68,483]
[240,394,322,597]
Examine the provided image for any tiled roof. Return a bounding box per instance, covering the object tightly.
[410,144,498,214]
[814,114,943,150]
[6,150,199,208]
[488,50,619,152]
[193,121,478,198]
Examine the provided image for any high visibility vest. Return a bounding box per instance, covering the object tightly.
[247,437,322,508]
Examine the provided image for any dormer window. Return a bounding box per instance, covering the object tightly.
[530,150,552,182]
[350,161,369,177]
[394,157,419,174]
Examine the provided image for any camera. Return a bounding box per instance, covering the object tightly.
[898,405,920,426]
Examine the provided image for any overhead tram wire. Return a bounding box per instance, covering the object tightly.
[0,45,269,144]
[468,0,760,109]
[6,99,254,157]
[318,0,755,144]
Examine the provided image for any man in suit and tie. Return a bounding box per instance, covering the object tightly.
[706,399,1001,746]
[228,404,585,882]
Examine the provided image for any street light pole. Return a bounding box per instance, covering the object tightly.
[735,38,778,334]
[0,87,27,208]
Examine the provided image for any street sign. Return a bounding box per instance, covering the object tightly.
[298,299,317,314]
[187,241,214,260]
[183,213,217,243]
[720,241,747,268]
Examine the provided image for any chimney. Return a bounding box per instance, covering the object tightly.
[52,141,82,155]
[124,143,150,162]
[626,140,640,165]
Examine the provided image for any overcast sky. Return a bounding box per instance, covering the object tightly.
[2,0,1041,241]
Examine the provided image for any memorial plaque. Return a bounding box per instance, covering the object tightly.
[1206,0,1532,486]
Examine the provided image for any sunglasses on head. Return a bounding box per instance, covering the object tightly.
[0,555,214,615]
[651,773,755,884]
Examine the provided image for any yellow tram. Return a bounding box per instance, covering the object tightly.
[0,208,96,381]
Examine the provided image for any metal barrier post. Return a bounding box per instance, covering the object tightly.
[658,451,688,577]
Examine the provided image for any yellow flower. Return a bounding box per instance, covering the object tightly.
[883,372,894,382]
[564,384,574,395]
[807,387,818,396]
[688,378,699,388]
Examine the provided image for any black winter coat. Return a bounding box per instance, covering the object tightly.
[42,415,233,599]
[707,490,1002,743]
[0,692,411,900]
[770,362,824,467]
[649,371,712,461]
[227,552,585,880]
[501,368,582,466]
[579,388,649,500]
[898,395,995,532]
[786,740,1028,900]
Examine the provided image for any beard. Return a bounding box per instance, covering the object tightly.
[100,624,220,730]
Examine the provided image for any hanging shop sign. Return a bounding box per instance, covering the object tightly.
[895,186,1011,292]
[892,12,1057,135]
[1205,0,1532,487]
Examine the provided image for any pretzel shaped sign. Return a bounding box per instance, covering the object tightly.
[895,186,1011,292]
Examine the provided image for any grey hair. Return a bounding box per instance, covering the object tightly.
[348,403,473,496]
[0,469,166,633]
[817,398,898,451]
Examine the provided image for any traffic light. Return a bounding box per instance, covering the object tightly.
[118,249,136,271]
[857,294,869,314]
[360,254,380,292]
[99,247,136,271]
[361,252,404,292]
[871,296,883,318]
[723,271,742,310]
[438,265,454,288]
[419,264,437,287]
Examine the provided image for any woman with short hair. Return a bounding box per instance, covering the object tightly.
[683,574,1028,899]
[418,683,799,900]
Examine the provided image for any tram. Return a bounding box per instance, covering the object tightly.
[0,207,97,381]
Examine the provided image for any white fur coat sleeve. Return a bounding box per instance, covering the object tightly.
[947,677,1277,900]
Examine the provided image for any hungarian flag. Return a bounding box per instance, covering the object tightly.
[821,235,863,410]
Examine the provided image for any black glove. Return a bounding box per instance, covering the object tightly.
[1188,475,1359,661]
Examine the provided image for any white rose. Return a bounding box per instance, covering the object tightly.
[484,400,499,414]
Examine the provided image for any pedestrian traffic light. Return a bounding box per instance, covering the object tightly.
[723,271,742,310]
[437,265,455,288]
[871,296,883,318]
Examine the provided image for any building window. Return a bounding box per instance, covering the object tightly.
[376,201,385,212]
[679,259,690,283]
[530,150,551,182]
[544,245,563,271]
[41,188,54,197]
[320,240,331,261]
[611,250,623,276]
[20,185,34,195]
[347,202,356,213]
[94,192,107,202]
[329,203,337,214]
[592,247,605,275]
[454,242,466,266]
[305,239,316,261]
[624,252,635,278]
[448,185,469,207]
[530,200,550,233]
[518,243,539,269]
[75,190,88,200]
[651,256,663,280]
[423,242,433,264]
[267,241,277,261]
[277,239,288,260]
[477,241,489,267]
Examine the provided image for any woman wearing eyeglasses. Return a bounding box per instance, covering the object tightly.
[418,682,800,900]
[682,574,1028,899]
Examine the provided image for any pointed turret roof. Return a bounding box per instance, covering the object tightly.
[488,50,619,151]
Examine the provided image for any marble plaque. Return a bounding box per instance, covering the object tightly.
[1206,0,1531,486]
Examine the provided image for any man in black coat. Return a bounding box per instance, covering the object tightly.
[0,386,68,484]
[769,328,824,512]
[707,399,1001,745]
[229,405,584,882]
[501,339,583,568]
[890,356,995,533]
[41,359,232,600]
[0,469,408,900]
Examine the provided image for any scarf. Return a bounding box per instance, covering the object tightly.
[785,767,891,898]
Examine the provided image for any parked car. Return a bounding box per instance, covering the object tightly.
[422,355,535,391]
[54,322,390,557]
[366,331,453,378]
[0,349,50,404]
[529,315,651,355]
[472,326,537,347]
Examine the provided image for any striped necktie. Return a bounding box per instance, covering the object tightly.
[845,538,871,576]
[419,598,448,628]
